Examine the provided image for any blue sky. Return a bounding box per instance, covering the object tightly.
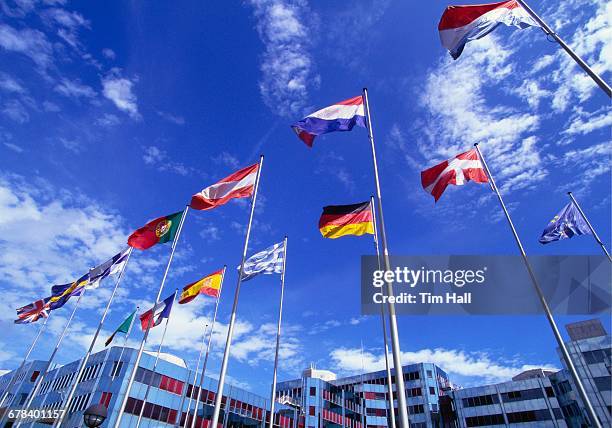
[0,0,610,394]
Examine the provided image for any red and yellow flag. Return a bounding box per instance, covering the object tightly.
[318,201,374,239]
[179,269,224,304]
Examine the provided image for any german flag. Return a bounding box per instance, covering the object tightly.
[319,201,374,239]
[179,269,224,304]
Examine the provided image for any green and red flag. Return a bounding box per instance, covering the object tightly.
[128,211,183,250]
[105,310,136,346]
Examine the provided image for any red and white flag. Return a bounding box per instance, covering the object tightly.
[190,163,259,210]
[421,149,488,201]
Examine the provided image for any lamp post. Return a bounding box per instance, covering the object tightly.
[83,404,107,428]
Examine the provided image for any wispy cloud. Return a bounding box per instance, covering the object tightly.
[247,0,319,116]
[142,145,191,176]
[0,23,54,70]
[54,78,96,99]
[156,110,185,125]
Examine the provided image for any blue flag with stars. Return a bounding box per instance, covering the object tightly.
[539,202,592,244]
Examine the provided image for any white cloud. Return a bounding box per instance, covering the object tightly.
[102,48,115,60]
[213,151,240,169]
[95,113,121,127]
[0,73,26,94]
[563,107,612,136]
[54,78,96,99]
[0,23,53,70]
[4,142,23,153]
[330,346,558,385]
[41,7,90,49]
[247,0,319,116]
[102,69,139,118]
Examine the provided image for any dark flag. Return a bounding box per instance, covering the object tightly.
[539,202,592,244]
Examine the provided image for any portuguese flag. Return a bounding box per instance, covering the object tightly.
[128,211,183,250]
[319,201,374,239]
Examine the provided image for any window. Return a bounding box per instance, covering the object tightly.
[582,349,611,364]
[408,404,424,414]
[310,387,316,396]
[309,406,316,416]
[429,387,435,395]
[545,386,555,397]
[507,409,552,423]
[407,387,421,397]
[594,376,611,391]
[465,414,505,427]
[111,361,123,377]
[30,371,40,382]
[426,370,432,378]
[404,371,419,381]
[99,392,112,408]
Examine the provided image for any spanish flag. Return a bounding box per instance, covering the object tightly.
[319,201,374,239]
[179,269,224,304]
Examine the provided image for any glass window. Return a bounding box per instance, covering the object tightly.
[429,387,435,395]
[426,370,432,378]
[309,406,316,416]
[594,376,611,391]
[310,387,316,396]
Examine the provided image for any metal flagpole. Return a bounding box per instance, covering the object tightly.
[14,287,88,428]
[268,236,288,428]
[114,206,190,428]
[210,155,264,428]
[473,143,602,428]
[0,313,52,425]
[53,248,133,427]
[135,290,178,428]
[369,196,397,428]
[516,0,611,97]
[189,267,227,428]
[181,322,209,428]
[112,306,140,380]
[359,341,365,428]
[567,192,612,262]
[362,88,410,428]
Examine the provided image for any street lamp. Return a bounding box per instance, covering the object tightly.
[83,404,107,427]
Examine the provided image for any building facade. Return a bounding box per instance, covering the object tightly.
[0,346,293,428]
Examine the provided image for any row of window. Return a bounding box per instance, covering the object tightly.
[134,367,184,395]
[506,409,554,423]
[366,408,387,417]
[465,413,505,427]
[78,362,103,383]
[125,396,178,424]
[582,348,611,365]
[408,404,424,414]
[462,393,498,407]
[501,386,553,402]
[594,376,611,392]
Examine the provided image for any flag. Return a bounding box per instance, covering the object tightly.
[128,211,183,250]
[291,95,366,147]
[105,310,136,346]
[87,248,131,289]
[240,241,285,282]
[179,269,224,304]
[14,298,50,324]
[421,149,488,202]
[190,163,259,210]
[319,201,374,239]
[49,274,90,310]
[539,203,592,244]
[438,0,539,59]
[139,292,175,331]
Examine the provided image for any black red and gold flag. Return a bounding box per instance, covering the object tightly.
[318,201,374,239]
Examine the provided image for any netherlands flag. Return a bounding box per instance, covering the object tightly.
[291,95,366,147]
[438,0,539,59]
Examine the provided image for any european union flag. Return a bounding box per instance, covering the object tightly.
[539,202,592,244]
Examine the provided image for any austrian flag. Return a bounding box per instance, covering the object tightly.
[190,163,259,210]
[421,149,488,201]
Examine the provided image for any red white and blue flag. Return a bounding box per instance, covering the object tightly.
[438,0,539,59]
[139,292,176,331]
[15,298,50,324]
[421,149,489,202]
[291,95,366,147]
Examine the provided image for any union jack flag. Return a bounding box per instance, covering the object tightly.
[15,298,51,324]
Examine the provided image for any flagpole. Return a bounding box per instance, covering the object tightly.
[0,313,51,425]
[14,287,88,428]
[114,206,190,428]
[473,143,602,428]
[182,322,208,428]
[189,266,227,428]
[135,290,178,428]
[53,248,133,427]
[268,236,288,428]
[515,0,611,97]
[369,196,397,428]
[567,192,612,262]
[210,155,264,428]
[362,88,410,428]
[113,306,139,379]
